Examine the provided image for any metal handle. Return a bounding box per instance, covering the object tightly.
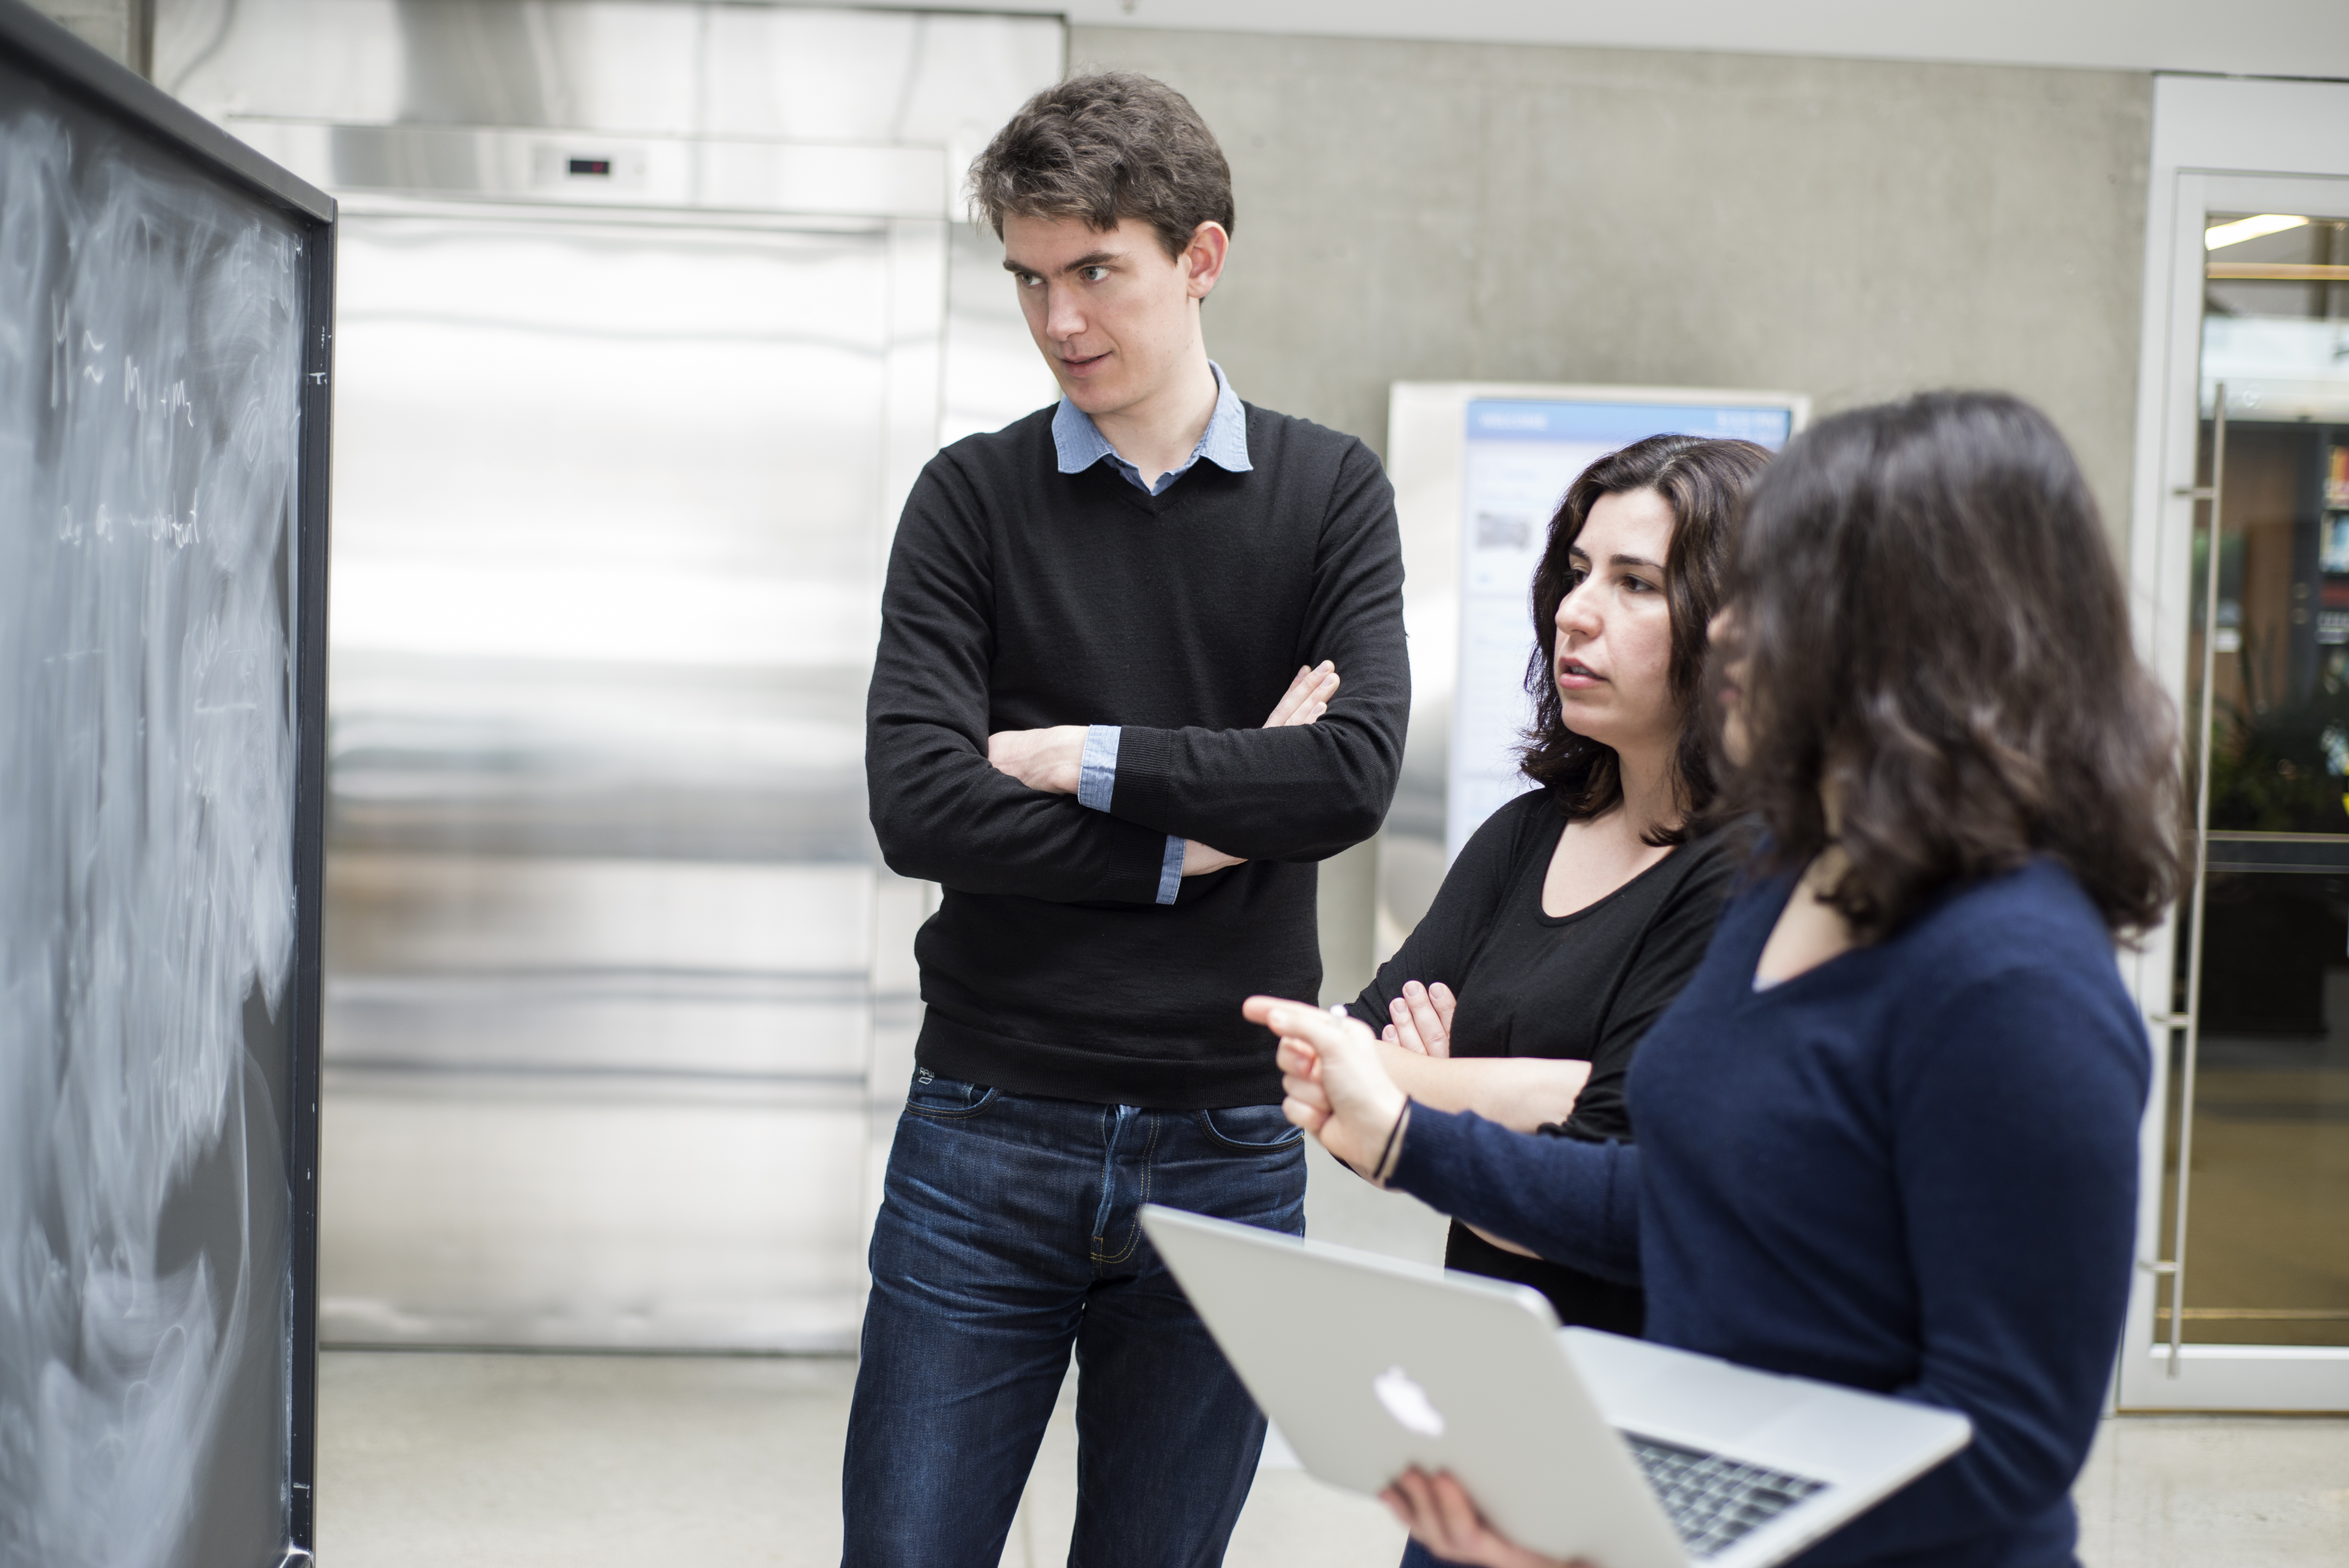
[2162,381,2228,1376]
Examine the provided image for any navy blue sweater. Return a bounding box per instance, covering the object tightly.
[1390,859,2148,1567]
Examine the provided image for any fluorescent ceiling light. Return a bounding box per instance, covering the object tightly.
[2206,214,2311,251]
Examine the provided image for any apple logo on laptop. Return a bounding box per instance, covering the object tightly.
[1373,1365,1446,1437]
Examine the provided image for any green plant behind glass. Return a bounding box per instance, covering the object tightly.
[2209,620,2349,834]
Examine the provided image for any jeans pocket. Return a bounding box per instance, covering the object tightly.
[1196,1103,1305,1153]
[904,1067,997,1118]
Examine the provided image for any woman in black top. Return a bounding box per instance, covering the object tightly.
[1345,433,1769,1335]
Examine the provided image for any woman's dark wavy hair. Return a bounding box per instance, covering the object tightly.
[1719,391,2181,940]
[1520,434,1775,843]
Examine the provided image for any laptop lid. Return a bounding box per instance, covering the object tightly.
[1140,1204,1690,1568]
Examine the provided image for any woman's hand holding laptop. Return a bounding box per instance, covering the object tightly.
[1385,1469,1593,1568]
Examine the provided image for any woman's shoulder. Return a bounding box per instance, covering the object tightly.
[1624,826,1753,934]
[1669,825,1749,894]
[1890,857,2129,1005]
[1919,857,2108,943]
[1387,790,1561,961]
[1883,860,2151,1101]
[1459,786,1567,865]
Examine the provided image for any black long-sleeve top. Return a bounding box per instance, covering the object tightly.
[866,403,1408,1108]
[1347,790,1733,1328]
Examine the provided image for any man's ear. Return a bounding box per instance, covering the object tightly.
[1184,221,1229,300]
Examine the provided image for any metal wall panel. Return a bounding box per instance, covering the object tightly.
[157,0,1062,1350]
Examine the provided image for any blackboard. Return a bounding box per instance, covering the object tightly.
[0,5,331,1565]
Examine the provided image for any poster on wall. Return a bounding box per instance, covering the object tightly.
[1449,397,1799,857]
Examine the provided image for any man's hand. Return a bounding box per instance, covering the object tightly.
[1264,661,1338,727]
[987,663,1341,866]
[1183,840,1247,876]
[985,724,1087,794]
[1180,662,1342,875]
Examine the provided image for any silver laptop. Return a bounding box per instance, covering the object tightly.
[1140,1205,1969,1568]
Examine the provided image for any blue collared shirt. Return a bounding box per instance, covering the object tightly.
[1055,362,1251,904]
[1052,359,1252,497]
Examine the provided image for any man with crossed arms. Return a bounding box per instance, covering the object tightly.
[850,72,1408,1566]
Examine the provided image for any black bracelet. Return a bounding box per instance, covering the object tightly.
[1372,1099,1411,1188]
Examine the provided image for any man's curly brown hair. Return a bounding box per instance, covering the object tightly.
[968,72,1233,259]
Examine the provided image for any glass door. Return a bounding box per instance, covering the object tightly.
[2124,176,2349,1409]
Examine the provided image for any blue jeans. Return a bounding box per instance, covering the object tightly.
[841,1069,1308,1567]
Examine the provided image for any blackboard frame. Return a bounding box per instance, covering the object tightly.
[0,4,333,1562]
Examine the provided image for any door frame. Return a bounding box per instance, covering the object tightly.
[2118,76,2349,1412]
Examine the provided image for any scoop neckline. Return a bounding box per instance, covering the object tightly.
[1530,821,1686,928]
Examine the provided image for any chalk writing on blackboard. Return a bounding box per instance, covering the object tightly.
[1,93,306,1568]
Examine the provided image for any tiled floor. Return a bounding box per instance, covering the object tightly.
[2075,1414,2349,1566]
[315,1347,2349,1567]
[313,1142,2349,1565]
[311,1349,1403,1567]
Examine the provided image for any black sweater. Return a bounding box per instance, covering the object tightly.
[866,403,1409,1108]
[1347,790,1734,1328]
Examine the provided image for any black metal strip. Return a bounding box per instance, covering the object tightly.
[2204,834,2349,875]
[286,204,337,1561]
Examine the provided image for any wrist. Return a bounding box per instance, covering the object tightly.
[1371,1099,1412,1188]
[1050,725,1087,793]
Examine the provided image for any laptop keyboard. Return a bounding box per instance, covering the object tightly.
[1624,1433,1827,1559]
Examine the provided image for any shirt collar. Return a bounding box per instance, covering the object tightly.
[1051,360,1253,486]
[1196,362,1251,474]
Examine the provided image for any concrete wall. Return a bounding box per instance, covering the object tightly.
[1069,27,2154,547]
[25,0,146,71]
[1062,28,2155,1006]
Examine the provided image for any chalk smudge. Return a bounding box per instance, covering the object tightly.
[0,91,305,1568]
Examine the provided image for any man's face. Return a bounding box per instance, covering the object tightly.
[1001,213,1219,420]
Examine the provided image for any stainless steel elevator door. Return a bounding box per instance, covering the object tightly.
[320,207,889,1349]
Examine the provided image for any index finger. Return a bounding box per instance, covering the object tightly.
[1242,993,1323,1028]
[1243,995,1374,1052]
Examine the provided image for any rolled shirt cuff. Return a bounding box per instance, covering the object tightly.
[1156,834,1185,906]
[1078,724,1120,813]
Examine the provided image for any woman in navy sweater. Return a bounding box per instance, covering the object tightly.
[1249,392,2181,1567]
